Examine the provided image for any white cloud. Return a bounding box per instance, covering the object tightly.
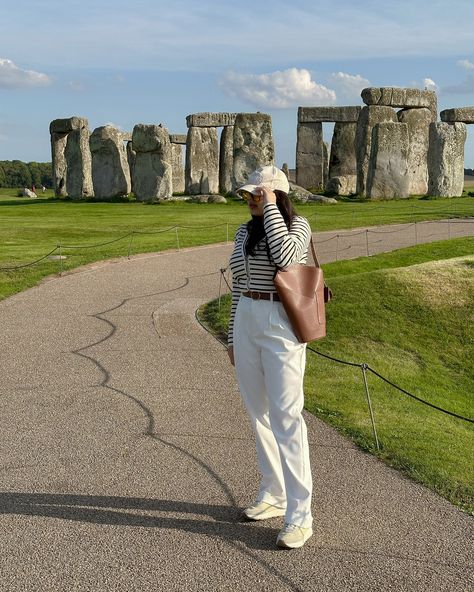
[458,59,474,70]
[329,72,370,99]
[0,58,52,89]
[422,78,438,91]
[220,68,336,109]
[411,77,439,92]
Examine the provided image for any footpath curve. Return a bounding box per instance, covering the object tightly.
[0,220,472,592]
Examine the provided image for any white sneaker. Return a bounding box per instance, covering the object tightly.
[242,501,286,521]
[276,523,313,548]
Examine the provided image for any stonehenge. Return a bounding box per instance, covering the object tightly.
[296,88,469,198]
[49,91,471,201]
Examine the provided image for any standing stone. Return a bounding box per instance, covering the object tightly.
[219,125,234,194]
[428,122,467,197]
[132,124,173,201]
[50,117,93,199]
[281,163,290,179]
[50,132,68,197]
[185,127,219,195]
[89,125,131,199]
[170,144,185,194]
[296,122,323,189]
[126,141,136,194]
[397,108,431,195]
[367,122,410,199]
[232,113,274,189]
[356,106,397,196]
[328,122,357,179]
[323,142,329,188]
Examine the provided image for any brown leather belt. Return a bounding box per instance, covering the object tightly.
[242,291,280,302]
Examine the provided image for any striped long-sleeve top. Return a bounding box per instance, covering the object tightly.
[227,203,311,346]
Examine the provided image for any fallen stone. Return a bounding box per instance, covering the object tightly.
[428,122,467,197]
[440,108,474,124]
[326,175,357,196]
[232,113,274,189]
[208,195,227,204]
[22,188,37,198]
[288,183,312,202]
[308,194,338,204]
[186,113,237,128]
[361,87,437,120]
[356,106,397,195]
[367,122,410,199]
[298,106,361,123]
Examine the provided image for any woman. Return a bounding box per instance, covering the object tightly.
[228,165,313,549]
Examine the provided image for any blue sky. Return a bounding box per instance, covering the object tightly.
[1,0,474,168]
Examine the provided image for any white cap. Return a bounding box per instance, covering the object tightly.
[237,165,290,195]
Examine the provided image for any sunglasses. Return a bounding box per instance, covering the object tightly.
[239,190,262,203]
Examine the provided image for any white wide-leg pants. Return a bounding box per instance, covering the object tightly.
[233,295,313,527]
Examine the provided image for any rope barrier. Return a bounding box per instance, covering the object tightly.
[0,247,60,271]
[1,212,473,273]
[61,234,133,249]
[132,226,177,235]
[365,366,474,423]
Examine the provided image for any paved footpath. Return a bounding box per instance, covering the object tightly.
[0,220,472,592]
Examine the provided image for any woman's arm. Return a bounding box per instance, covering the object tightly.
[263,203,311,268]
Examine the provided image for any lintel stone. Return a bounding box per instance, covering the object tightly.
[50,116,88,134]
[361,87,437,117]
[298,106,361,123]
[186,113,237,128]
[169,134,187,144]
[440,108,474,124]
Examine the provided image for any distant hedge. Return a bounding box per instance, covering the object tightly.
[0,160,53,189]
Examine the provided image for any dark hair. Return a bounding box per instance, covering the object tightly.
[245,190,297,258]
[274,190,298,229]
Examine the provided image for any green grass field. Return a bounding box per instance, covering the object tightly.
[1,187,473,301]
[199,238,474,513]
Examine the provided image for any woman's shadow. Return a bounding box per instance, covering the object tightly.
[0,492,280,552]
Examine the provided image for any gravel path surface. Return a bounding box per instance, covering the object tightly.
[0,220,472,592]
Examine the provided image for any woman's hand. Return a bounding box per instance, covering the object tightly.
[228,346,235,366]
[255,185,276,205]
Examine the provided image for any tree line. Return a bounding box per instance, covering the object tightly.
[0,161,53,189]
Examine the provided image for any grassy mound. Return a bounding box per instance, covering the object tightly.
[200,237,474,512]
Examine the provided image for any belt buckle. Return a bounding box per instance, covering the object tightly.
[250,291,260,300]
